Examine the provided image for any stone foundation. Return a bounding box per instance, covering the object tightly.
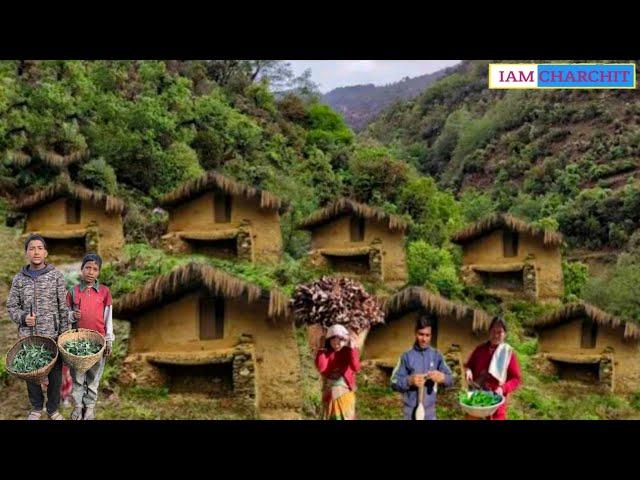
[369,240,384,281]
[533,352,615,392]
[161,223,255,262]
[236,221,253,262]
[119,341,259,415]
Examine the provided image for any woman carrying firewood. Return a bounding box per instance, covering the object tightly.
[315,324,361,420]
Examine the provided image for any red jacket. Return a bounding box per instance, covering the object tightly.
[315,346,361,394]
[465,342,522,420]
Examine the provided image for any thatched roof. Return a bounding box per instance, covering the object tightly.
[533,301,640,341]
[319,246,373,257]
[35,146,89,168]
[178,229,239,241]
[383,286,492,333]
[113,262,291,320]
[13,177,125,215]
[5,150,31,166]
[6,146,89,168]
[158,171,285,213]
[21,229,88,240]
[451,213,563,247]
[297,198,408,232]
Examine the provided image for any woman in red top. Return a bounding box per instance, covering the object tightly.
[315,324,361,420]
[464,317,522,420]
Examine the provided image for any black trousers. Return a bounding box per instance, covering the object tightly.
[26,357,63,414]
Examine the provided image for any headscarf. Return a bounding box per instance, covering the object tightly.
[326,324,349,341]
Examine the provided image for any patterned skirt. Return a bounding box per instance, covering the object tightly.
[322,376,356,420]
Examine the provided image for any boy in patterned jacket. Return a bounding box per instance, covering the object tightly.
[6,234,70,420]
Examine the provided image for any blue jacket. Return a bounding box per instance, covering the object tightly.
[390,343,453,420]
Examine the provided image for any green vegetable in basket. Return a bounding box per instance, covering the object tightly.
[11,344,54,373]
[459,389,502,407]
[64,339,102,356]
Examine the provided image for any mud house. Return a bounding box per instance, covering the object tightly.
[532,302,640,393]
[297,199,408,286]
[112,262,302,418]
[158,172,285,265]
[451,213,563,302]
[361,286,491,384]
[12,176,125,260]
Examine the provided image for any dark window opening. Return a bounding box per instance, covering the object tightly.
[65,198,81,224]
[503,230,519,257]
[324,253,370,275]
[158,362,233,396]
[350,216,365,242]
[580,319,598,349]
[186,238,238,260]
[44,237,86,258]
[477,270,524,292]
[199,296,225,340]
[552,360,600,383]
[214,192,232,223]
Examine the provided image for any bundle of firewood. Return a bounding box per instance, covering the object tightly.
[291,276,384,333]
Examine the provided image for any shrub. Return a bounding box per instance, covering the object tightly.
[78,157,118,194]
[562,261,588,301]
[406,241,464,298]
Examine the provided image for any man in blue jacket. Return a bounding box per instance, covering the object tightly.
[390,313,453,420]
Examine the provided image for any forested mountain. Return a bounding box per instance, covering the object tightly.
[364,60,640,252]
[321,65,456,131]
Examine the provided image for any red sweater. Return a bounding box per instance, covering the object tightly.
[465,342,522,420]
[315,347,361,395]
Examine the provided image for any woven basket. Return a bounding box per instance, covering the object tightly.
[459,391,505,419]
[57,328,105,373]
[5,335,59,384]
[306,324,369,353]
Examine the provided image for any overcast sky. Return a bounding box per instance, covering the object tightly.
[287,60,461,93]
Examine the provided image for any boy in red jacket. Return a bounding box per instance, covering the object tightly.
[66,253,114,420]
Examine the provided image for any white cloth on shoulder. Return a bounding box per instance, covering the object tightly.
[488,342,513,386]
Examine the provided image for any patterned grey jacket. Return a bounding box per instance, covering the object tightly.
[6,264,70,340]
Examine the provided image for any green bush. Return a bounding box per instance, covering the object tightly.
[406,241,464,298]
[347,145,409,204]
[306,102,353,151]
[459,188,496,223]
[77,157,118,194]
[398,176,463,245]
[562,261,588,301]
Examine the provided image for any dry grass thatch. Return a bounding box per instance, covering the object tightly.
[21,229,88,240]
[319,246,373,257]
[178,229,240,241]
[533,301,640,341]
[383,286,491,332]
[6,150,31,166]
[159,171,285,212]
[35,146,89,168]
[6,147,89,168]
[297,198,409,232]
[113,262,291,320]
[13,176,125,215]
[451,213,563,247]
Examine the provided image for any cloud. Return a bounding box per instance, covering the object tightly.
[286,60,461,93]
